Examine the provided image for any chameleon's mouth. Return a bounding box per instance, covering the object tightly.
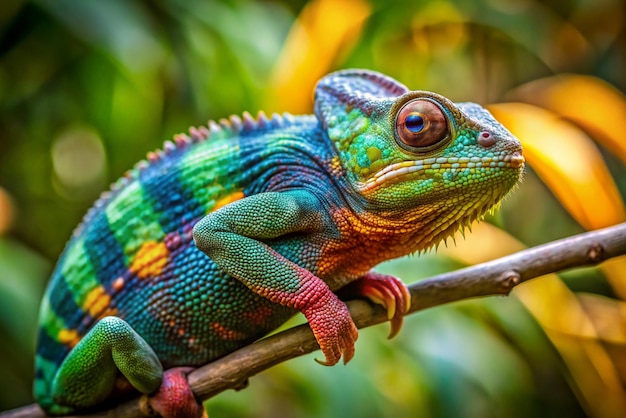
[361,152,524,192]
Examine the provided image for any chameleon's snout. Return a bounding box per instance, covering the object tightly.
[476,125,525,171]
[509,152,525,169]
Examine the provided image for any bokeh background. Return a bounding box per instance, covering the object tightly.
[1,0,625,417]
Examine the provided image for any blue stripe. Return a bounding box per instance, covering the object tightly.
[36,327,70,366]
[138,147,202,233]
[83,206,127,291]
[46,270,91,333]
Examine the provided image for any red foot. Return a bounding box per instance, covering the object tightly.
[301,290,358,366]
[140,367,206,418]
[338,272,411,339]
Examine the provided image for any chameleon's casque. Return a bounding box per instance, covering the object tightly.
[34,69,523,417]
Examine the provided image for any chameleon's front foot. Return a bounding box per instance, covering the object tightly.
[338,272,411,338]
[140,367,206,418]
[302,291,359,366]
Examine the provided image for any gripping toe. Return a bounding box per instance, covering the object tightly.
[141,367,206,418]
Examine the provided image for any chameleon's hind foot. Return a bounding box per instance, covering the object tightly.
[141,367,206,418]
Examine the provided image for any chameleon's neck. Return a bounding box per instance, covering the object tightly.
[321,196,475,281]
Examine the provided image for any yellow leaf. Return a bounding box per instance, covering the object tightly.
[487,102,625,230]
[266,0,371,114]
[510,75,626,163]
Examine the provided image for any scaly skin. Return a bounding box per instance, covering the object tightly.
[34,69,524,416]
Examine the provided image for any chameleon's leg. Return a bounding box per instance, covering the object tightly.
[47,316,162,414]
[47,316,204,418]
[193,190,358,366]
[337,272,411,338]
[49,316,204,418]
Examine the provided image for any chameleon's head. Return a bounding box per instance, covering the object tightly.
[315,69,524,250]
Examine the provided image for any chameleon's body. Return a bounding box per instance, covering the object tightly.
[34,70,524,416]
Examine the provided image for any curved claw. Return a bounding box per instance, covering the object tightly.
[338,272,411,339]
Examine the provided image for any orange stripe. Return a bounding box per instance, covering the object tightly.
[212,191,245,212]
[57,329,81,348]
[130,241,169,279]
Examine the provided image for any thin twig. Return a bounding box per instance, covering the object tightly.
[4,222,626,418]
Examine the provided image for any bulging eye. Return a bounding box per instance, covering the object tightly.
[395,99,449,152]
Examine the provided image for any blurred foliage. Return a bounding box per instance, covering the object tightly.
[0,0,625,416]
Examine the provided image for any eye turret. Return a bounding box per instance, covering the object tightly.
[395,99,449,152]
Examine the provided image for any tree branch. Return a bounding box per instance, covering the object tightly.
[4,222,626,418]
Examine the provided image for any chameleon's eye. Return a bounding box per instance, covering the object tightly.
[395,99,449,152]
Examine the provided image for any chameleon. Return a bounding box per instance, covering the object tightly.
[34,69,524,417]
